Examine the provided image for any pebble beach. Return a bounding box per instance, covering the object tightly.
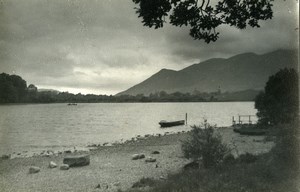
[0,127,274,192]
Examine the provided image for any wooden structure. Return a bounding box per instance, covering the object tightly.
[232,115,256,125]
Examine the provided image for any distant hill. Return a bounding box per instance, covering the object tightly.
[117,49,298,96]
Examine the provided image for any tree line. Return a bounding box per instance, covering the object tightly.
[0,73,237,103]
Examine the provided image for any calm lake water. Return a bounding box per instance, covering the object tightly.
[0,102,257,156]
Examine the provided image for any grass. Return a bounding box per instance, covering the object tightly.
[125,153,299,192]
[124,123,299,192]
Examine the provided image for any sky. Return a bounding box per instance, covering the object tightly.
[0,0,298,95]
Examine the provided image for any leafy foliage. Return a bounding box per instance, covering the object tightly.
[271,123,299,172]
[132,0,274,43]
[255,68,299,125]
[0,73,27,103]
[182,124,230,168]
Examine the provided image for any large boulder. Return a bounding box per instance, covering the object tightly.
[63,154,90,167]
[29,166,40,174]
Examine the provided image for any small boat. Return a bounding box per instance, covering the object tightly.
[67,103,77,106]
[159,120,185,128]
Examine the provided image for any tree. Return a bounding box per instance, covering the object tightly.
[255,68,299,125]
[132,0,274,43]
[0,73,27,103]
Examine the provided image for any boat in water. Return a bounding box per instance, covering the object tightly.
[67,103,77,106]
[159,120,185,128]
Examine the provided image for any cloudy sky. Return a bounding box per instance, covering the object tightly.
[0,0,298,95]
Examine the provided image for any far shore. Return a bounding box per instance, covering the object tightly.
[0,127,274,192]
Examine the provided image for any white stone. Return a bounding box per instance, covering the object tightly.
[49,161,57,168]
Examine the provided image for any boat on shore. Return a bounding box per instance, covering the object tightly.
[159,120,185,128]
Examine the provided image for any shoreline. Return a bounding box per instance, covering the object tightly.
[1,130,190,160]
[1,125,268,160]
[0,127,274,192]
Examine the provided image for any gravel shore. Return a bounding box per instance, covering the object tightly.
[0,127,274,192]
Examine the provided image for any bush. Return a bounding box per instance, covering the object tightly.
[182,124,230,168]
[270,123,299,172]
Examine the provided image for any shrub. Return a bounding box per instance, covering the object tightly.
[237,153,258,164]
[182,124,230,168]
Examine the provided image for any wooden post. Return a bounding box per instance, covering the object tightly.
[249,115,251,124]
[185,113,187,125]
[232,116,235,125]
[238,115,241,124]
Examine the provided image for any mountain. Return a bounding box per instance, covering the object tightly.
[117,49,298,96]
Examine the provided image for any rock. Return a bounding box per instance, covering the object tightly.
[183,161,199,170]
[145,157,156,163]
[64,150,72,154]
[60,164,69,170]
[29,166,40,174]
[132,154,140,160]
[47,150,54,154]
[113,182,121,187]
[49,161,57,168]
[95,184,101,189]
[151,151,160,154]
[1,154,11,160]
[63,154,90,167]
[132,154,145,160]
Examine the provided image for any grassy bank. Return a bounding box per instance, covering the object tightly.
[124,124,299,192]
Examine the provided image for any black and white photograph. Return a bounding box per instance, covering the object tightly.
[0,0,299,191]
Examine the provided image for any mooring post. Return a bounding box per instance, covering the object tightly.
[232,116,235,125]
[249,115,251,124]
[185,113,187,125]
[238,115,241,124]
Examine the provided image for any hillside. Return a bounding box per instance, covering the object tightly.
[117,49,298,96]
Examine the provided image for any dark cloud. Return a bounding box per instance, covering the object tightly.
[0,0,298,94]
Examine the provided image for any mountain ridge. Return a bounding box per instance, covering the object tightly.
[117,49,298,96]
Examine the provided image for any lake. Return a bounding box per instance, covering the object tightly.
[0,102,257,157]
